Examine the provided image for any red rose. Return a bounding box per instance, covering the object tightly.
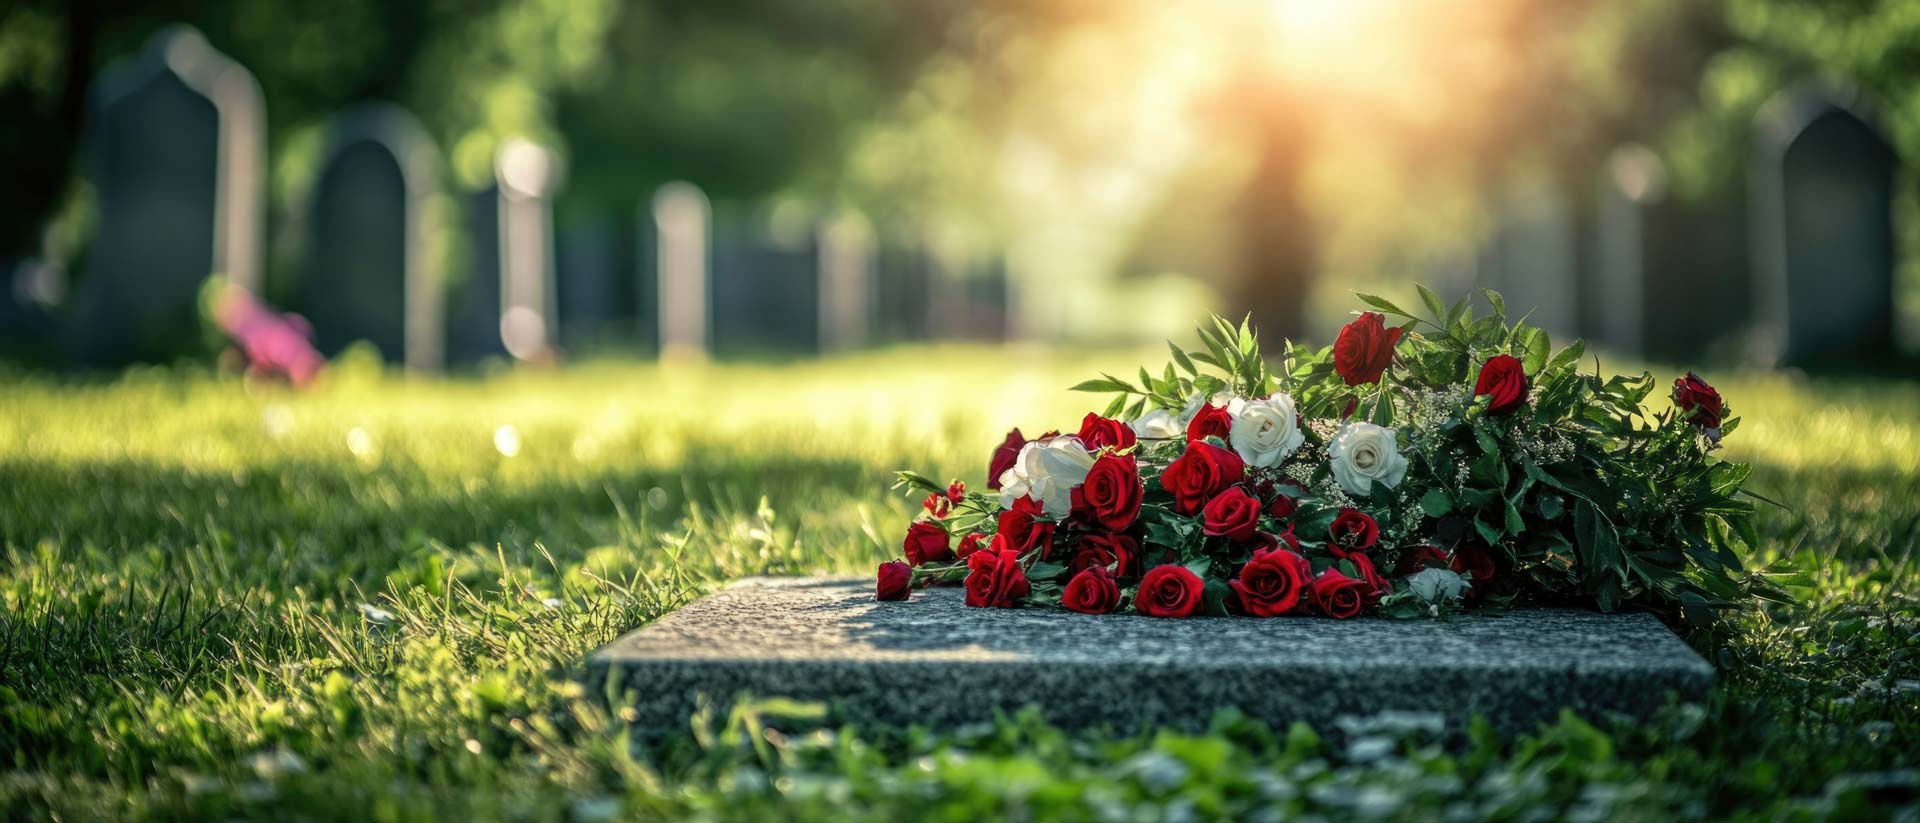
[964,547,1030,608]
[1229,546,1311,617]
[955,532,987,560]
[1347,553,1392,604]
[1333,312,1403,386]
[1186,402,1233,442]
[1673,372,1724,431]
[1327,508,1379,557]
[1262,479,1305,519]
[1074,531,1139,578]
[1135,565,1205,618]
[876,560,912,601]
[1202,486,1263,543]
[1160,441,1246,516]
[1394,544,1449,577]
[1071,452,1142,531]
[1451,545,1497,587]
[1062,566,1121,614]
[903,521,952,566]
[1473,354,1528,415]
[1310,568,1371,618]
[996,497,1057,558]
[986,428,1025,490]
[1076,412,1137,451]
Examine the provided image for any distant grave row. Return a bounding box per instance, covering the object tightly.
[0,25,1905,369]
[2,27,1008,369]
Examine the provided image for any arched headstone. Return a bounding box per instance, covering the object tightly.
[69,25,265,365]
[711,205,818,356]
[298,103,443,371]
[1751,87,1897,366]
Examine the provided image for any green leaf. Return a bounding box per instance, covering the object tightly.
[1356,293,1412,317]
[1548,339,1587,372]
[1503,499,1525,536]
[1419,489,1453,517]
[1479,287,1505,320]
[1184,557,1212,579]
[1026,561,1068,581]
[1522,327,1551,375]
[1202,579,1233,616]
[1170,342,1197,376]
[1101,393,1127,418]
[1371,392,1393,426]
[1070,377,1134,394]
[1418,284,1447,320]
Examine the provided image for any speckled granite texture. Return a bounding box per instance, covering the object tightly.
[585,576,1713,735]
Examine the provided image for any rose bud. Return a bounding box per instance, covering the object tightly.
[1327,508,1380,557]
[1135,565,1206,618]
[1672,372,1724,436]
[986,428,1025,490]
[1070,452,1143,532]
[954,532,987,560]
[964,547,1031,608]
[1310,567,1371,619]
[1333,311,1403,386]
[1076,412,1138,451]
[1063,566,1122,615]
[1229,546,1311,617]
[1473,353,1528,415]
[922,492,952,519]
[876,561,912,601]
[1201,486,1262,543]
[1450,545,1498,594]
[1262,479,1305,519]
[1185,401,1233,443]
[902,521,952,566]
[1159,441,1246,516]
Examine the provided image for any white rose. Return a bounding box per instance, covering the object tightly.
[1227,393,1306,468]
[1130,408,1184,440]
[1406,567,1470,604]
[1328,422,1408,497]
[996,435,1095,517]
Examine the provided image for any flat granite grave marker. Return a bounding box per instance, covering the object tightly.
[588,577,1713,736]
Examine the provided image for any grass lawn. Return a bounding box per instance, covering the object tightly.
[2,347,1918,821]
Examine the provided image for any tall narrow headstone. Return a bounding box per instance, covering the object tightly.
[873,229,932,343]
[1751,87,1898,366]
[298,103,443,371]
[653,182,711,360]
[496,139,561,362]
[817,211,874,353]
[69,25,265,365]
[1480,182,1579,339]
[1591,145,1752,360]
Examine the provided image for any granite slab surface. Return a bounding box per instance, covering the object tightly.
[585,576,1714,735]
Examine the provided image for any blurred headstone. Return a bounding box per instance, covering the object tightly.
[298,103,443,371]
[816,211,874,353]
[652,182,711,360]
[68,25,265,365]
[711,208,818,356]
[446,140,563,366]
[1479,182,1578,339]
[1751,87,1897,367]
[1592,145,1751,360]
[556,209,637,351]
[496,140,562,362]
[873,231,932,343]
[445,183,506,364]
[0,257,63,357]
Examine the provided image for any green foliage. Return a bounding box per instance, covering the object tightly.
[0,349,1918,820]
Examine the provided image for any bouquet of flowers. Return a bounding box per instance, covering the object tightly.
[881,287,1786,623]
